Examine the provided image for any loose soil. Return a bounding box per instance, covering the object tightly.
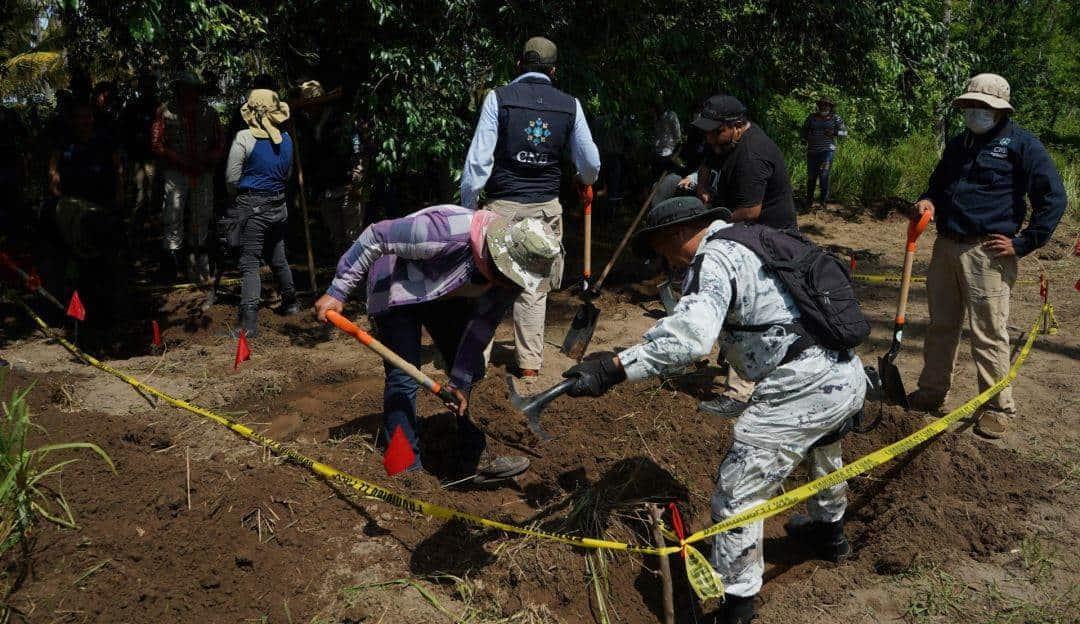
[1,210,1076,623]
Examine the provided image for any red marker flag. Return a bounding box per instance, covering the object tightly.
[1073,237,1080,257]
[382,425,416,476]
[66,290,86,321]
[1074,277,1080,293]
[151,320,163,349]
[849,254,856,273]
[234,329,251,369]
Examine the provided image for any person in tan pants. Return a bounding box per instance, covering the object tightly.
[907,74,1066,438]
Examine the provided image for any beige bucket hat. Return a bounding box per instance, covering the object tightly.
[953,73,1014,111]
[241,89,291,144]
[485,217,562,294]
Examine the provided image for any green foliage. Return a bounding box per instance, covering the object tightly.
[0,372,115,557]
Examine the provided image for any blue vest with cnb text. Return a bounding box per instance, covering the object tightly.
[485,76,576,204]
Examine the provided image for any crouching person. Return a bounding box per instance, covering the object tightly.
[560,197,866,623]
[313,206,560,482]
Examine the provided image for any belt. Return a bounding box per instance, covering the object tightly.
[939,230,991,244]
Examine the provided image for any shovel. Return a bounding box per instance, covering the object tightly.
[878,211,932,408]
[326,310,462,410]
[560,175,665,360]
[326,310,556,440]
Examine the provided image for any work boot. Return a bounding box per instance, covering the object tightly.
[906,389,945,413]
[784,514,852,563]
[715,593,757,624]
[231,304,260,339]
[473,455,530,484]
[974,410,1009,439]
[277,291,301,316]
[699,395,749,417]
[158,249,182,283]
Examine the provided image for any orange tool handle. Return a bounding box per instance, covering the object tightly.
[896,211,933,324]
[324,310,459,406]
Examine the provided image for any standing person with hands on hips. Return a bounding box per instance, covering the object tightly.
[801,96,847,209]
[460,36,600,381]
[907,73,1066,438]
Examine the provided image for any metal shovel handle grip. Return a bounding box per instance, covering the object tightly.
[325,310,459,408]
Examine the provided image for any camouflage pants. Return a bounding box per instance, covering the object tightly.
[710,354,865,597]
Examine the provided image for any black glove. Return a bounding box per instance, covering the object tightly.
[562,352,627,397]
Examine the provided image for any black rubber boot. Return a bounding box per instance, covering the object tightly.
[717,593,757,624]
[277,291,301,316]
[232,305,260,339]
[784,514,852,563]
[699,395,749,417]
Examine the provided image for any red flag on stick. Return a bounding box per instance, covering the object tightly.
[234,329,251,369]
[66,291,86,321]
[151,320,163,351]
[1074,277,1080,293]
[849,254,857,273]
[382,425,416,476]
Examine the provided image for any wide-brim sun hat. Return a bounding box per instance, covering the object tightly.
[633,196,732,255]
[241,89,291,144]
[486,217,562,294]
[952,73,1014,112]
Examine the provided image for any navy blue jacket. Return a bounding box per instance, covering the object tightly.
[922,119,1066,257]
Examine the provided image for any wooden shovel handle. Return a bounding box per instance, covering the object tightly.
[593,173,665,292]
[581,185,593,282]
[896,211,933,324]
[325,310,456,405]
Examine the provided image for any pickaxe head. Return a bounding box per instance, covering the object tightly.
[504,375,574,442]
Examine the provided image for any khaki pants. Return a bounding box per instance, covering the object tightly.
[162,169,214,251]
[485,198,563,371]
[129,160,157,219]
[916,236,1018,414]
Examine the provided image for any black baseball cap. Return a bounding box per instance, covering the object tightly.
[691,95,747,132]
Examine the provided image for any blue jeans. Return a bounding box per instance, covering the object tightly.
[373,299,486,472]
[806,150,835,204]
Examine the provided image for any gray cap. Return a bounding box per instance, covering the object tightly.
[523,37,557,65]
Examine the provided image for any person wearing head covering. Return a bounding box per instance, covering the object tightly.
[460,36,601,381]
[223,89,298,337]
[313,206,561,482]
[906,73,1066,438]
[151,71,225,283]
[679,94,799,419]
[559,196,866,624]
[801,96,847,208]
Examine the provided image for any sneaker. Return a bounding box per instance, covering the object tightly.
[699,396,749,417]
[784,514,852,563]
[473,455,530,483]
[906,389,945,413]
[974,410,1009,439]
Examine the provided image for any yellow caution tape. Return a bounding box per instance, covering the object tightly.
[8,295,1047,604]
[682,304,1045,545]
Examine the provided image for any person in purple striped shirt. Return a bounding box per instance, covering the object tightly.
[313,206,560,481]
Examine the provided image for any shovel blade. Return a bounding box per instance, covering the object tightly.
[560,301,600,361]
[877,355,909,409]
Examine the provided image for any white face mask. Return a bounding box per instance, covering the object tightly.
[963,108,998,134]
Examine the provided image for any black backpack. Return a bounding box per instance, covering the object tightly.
[707,224,870,351]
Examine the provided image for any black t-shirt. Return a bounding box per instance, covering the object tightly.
[708,124,797,230]
[57,132,118,206]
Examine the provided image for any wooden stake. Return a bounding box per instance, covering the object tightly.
[291,127,319,293]
[648,504,675,624]
[185,447,192,511]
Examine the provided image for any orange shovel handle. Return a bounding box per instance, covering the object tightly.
[906,211,932,252]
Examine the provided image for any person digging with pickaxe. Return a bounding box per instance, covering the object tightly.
[558,196,868,624]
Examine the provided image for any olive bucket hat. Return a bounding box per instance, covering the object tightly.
[633,196,731,254]
[486,217,562,293]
